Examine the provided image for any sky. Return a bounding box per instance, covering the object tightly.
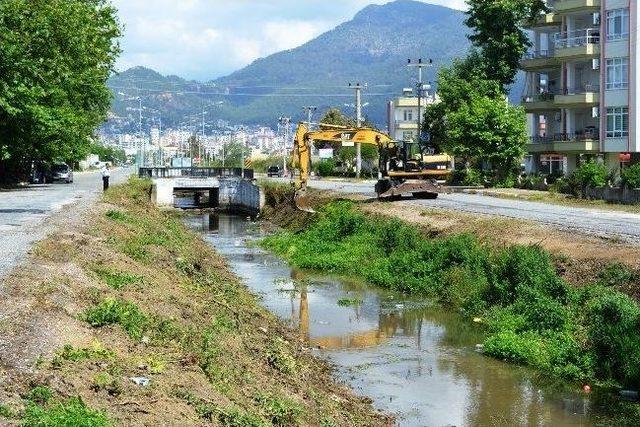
[112,0,467,81]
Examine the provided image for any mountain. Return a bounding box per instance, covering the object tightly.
[107,1,478,132]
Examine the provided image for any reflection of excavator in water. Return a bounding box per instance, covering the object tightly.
[292,122,451,209]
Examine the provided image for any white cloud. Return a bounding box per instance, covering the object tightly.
[112,0,467,80]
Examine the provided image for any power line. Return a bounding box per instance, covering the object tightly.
[110,85,396,97]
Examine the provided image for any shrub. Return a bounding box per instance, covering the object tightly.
[316,159,337,177]
[483,330,546,366]
[487,245,569,306]
[441,266,488,315]
[585,291,640,385]
[621,163,640,189]
[567,161,608,196]
[448,167,485,186]
[83,298,149,341]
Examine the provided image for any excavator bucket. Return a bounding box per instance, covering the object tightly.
[377,180,441,201]
[294,189,316,213]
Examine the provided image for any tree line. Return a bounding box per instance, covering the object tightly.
[0,0,121,184]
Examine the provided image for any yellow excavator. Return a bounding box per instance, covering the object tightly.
[292,122,451,208]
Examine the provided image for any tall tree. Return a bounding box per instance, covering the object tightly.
[465,0,547,89]
[0,0,121,183]
[423,52,527,181]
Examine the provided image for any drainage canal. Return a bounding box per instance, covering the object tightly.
[187,213,627,426]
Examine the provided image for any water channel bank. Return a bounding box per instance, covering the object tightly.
[0,179,386,426]
[190,212,636,426]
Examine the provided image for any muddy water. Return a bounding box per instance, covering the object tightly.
[187,214,600,427]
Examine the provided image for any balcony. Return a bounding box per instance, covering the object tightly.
[527,130,600,153]
[554,85,599,107]
[522,91,560,112]
[524,12,561,29]
[553,28,600,59]
[521,50,559,70]
[552,0,601,13]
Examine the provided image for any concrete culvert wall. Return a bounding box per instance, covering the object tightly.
[151,177,263,215]
[218,178,263,215]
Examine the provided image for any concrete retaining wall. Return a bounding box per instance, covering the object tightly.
[218,178,263,215]
[584,186,640,204]
[151,177,263,215]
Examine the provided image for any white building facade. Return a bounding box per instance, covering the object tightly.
[523,0,640,175]
[387,89,436,142]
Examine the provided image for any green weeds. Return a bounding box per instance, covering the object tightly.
[22,397,110,427]
[265,337,297,375]
[83,298,149,341]
[94,268,143,290]
[255,393,302,427]
[261,201,640,388]
[0,404,14,419]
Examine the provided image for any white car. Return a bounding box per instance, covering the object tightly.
[52,163,74,184]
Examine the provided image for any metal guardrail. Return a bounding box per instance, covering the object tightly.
[139,167,254,180]
[562,84,600,95]
[523,50,554,60]
[553,28,600,48]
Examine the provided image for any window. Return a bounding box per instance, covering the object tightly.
[403,109,414,121]
[607,9,629,41]
[606,107,629,138]
[606,57,629,89]
[402,131,414,141]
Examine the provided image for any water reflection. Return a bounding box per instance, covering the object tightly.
[187,214,601,427]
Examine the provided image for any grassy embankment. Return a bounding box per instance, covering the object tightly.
[0,178,387,426]
[260,186,640,396]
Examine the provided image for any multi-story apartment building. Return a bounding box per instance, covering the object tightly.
[522,0,638,175]
[387,88,436,142]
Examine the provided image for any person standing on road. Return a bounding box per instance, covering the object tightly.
[101,164,111,191]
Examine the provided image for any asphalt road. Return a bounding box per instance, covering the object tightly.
[293,178,640,242]
[0,168,131,279]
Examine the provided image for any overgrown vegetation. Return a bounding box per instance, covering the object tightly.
[261,202,640,388]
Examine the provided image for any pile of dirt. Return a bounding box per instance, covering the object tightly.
[0,178,388,426]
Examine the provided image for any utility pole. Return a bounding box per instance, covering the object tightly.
[407,59,433,146]
[157,115,163,167]
[278,116,291,176]
[302,106,317,129]
[201,108,207,166]
[348,83,366,178]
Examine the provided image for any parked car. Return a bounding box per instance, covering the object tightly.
[52,163,73,183]
[267,165,283,178]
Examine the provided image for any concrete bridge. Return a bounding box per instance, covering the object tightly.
[139,167,263,215]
